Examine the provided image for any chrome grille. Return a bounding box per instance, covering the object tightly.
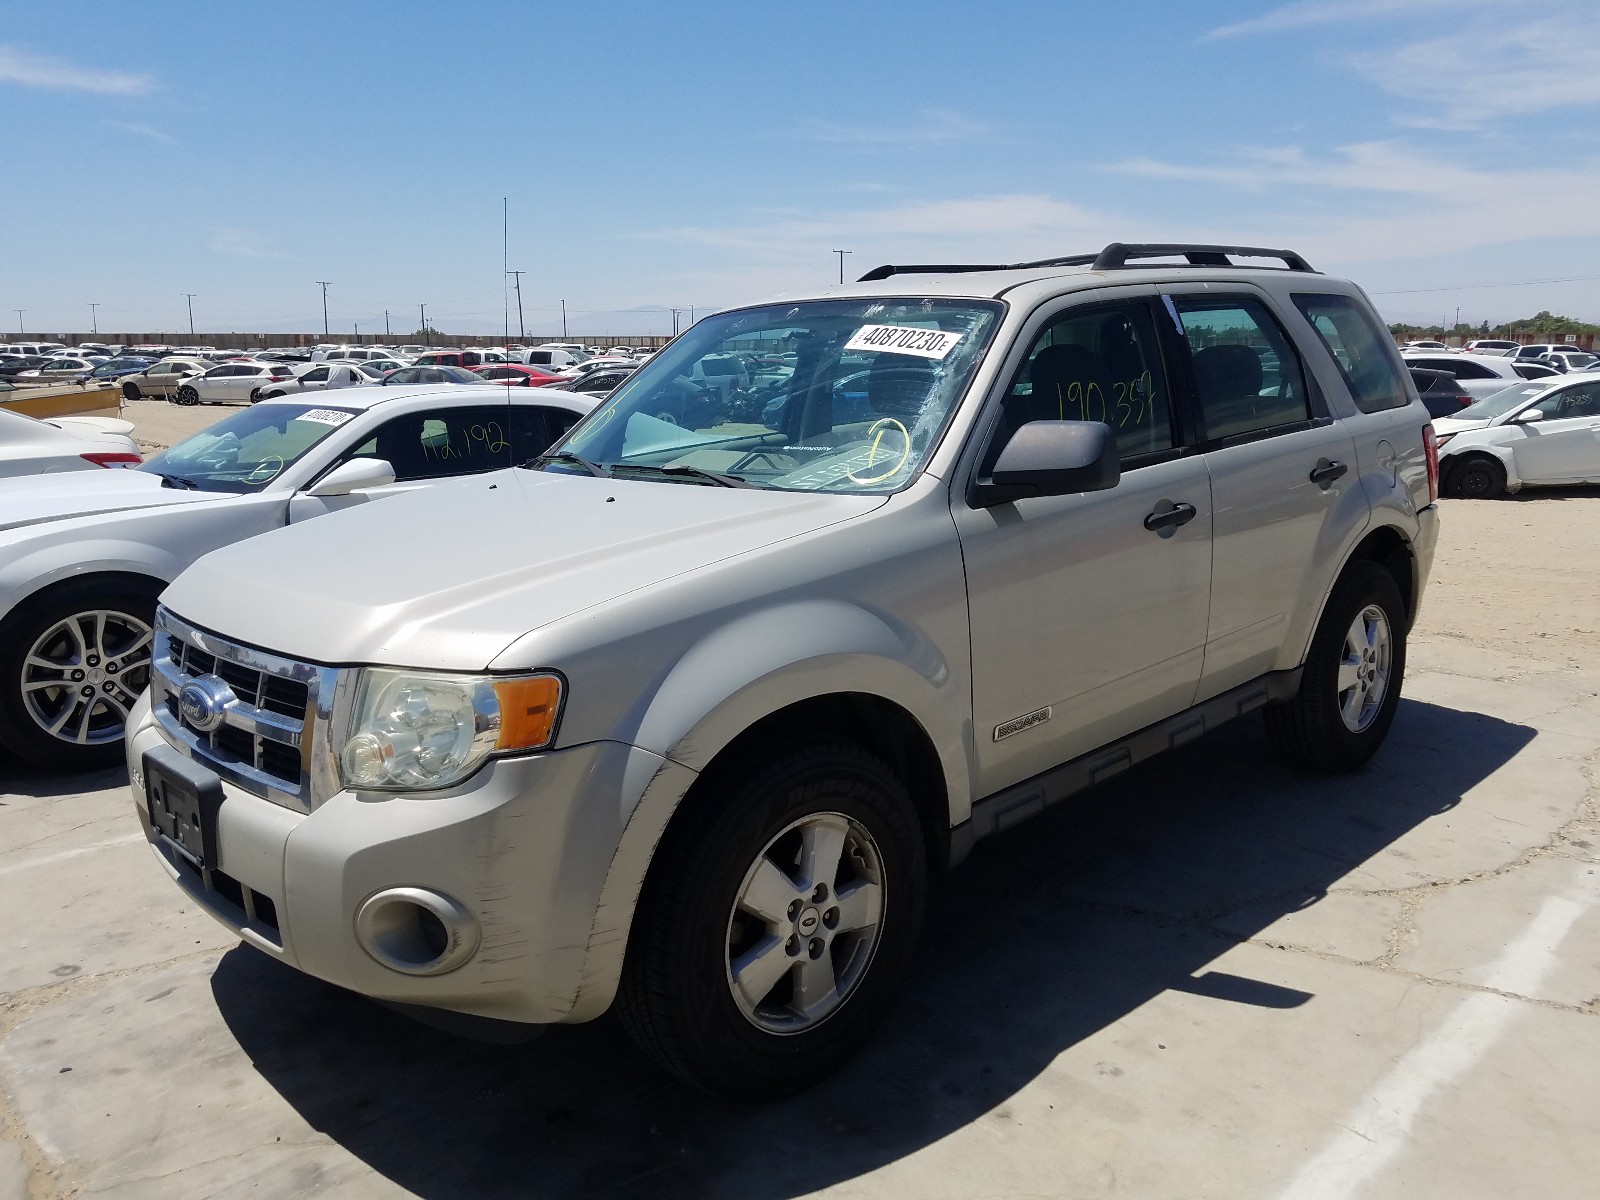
[151,607,341,813]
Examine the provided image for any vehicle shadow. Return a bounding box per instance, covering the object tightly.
[212,697,1534,1199]
[0,749,126,801]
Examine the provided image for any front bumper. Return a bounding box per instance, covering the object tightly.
[127,692,692,1025]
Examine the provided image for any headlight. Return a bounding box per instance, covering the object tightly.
[339,669,563,791]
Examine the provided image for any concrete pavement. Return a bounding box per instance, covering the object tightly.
[1,490,1597,1199]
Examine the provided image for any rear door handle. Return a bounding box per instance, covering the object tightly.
[1309,459,1349,486]
[1144,501,1198,532]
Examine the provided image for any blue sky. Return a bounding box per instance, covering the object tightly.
[4,0,1599,338]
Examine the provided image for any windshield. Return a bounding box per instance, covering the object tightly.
[555,298,1001,493]
[1454,384,1548,422]
[137,403,360,492]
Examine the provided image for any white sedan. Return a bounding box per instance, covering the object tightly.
[0,384,594,769]
[0,407,142,478]
[256,362,383,399]
[1401,350,1559,400]
[1434,373,1600,498]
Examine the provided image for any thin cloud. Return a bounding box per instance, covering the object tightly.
[0,44,153,94]
[105,121,175,145]
[808,106,992,146]
[1203,0,1507,40]
[1101,142,1600,264]
[1356,19,1600,125]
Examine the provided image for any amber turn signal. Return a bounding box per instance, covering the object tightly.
[493,675,563,751]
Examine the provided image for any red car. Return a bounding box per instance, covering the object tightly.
[474,364,565,387]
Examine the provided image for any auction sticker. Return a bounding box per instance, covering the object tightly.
[845,324,962,360]
[294,409,355,426]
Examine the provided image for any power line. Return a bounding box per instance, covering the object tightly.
[1370,272,1600,296]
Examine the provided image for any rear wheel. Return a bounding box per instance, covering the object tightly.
[0,581,159,770]
[616,741,927,1100]
[1448,455,1505,499]
[1265,561,1406,773]
[121,382,141,401]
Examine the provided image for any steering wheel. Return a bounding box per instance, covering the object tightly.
[845,417,911,485]
[243,455,284,484]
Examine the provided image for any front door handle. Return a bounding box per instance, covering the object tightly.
[1144,501,1198,532]
[1309,458,1349,486]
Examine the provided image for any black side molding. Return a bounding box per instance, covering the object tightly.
[946,668,1303,866]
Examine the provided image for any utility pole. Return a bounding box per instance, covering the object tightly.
[832,249,852,284]
[88,303,99,335]
[316,281,332,337]
[385,310,391,338]
[182,293,196,338]
[419,304,427,341]
[560,298,567,338]
[354,322,360,342]
[507,270,526,339]
[14,309,23,335]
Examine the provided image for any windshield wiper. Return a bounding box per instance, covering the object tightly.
[156,473,199,490]
[615,463,754,489]
[529,450,609,477]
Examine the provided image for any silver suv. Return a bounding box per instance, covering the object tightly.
[128,243,1439,1099]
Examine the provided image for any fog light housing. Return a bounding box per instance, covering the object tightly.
[354,887,480,976]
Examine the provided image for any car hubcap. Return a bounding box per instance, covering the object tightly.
[21,609,153,747]
[725,811,885,1034]
[1336,604,1392,733]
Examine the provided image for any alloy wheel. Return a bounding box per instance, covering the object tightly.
[1335,604,1392,733]
[20,609,153,746]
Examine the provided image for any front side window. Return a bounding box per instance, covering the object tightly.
[138,404,361,492]
[995,300,1175,461]
[1293,292,1409,413]
[1173,296,1309,440]
[1554,381,1600,418]
[559,298,1001,493]
[346,405,515,482]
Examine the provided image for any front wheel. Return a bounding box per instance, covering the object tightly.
[0,582,158,770]
[1265,560,1406,773]
[1448,455,1505,499]
[616,741,927,1100]
[175,385,199,406]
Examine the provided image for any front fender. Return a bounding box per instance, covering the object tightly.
[569,599,971,1021]
[0,535,181,622]
[1439,439,1521,489]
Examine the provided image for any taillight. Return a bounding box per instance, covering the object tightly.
[81,452,142,468]
[1422,425,1439,503]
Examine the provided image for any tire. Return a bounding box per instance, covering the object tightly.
[1264,560,1406,773]
[175,385,199,406]
[616,740,927,1100]
[249,387,261,402]
[1448,455,1505,499]
[121,382,141,402]
[0,580,160,771]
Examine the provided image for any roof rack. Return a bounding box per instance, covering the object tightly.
[856,242,1316,282]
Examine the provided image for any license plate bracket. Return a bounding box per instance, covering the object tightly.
[144,746,225,871]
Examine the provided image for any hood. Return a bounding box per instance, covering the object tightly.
[161,469,886,669]
[1432,416,1494,436]
[0,468,219,532]
[49,415,136,438]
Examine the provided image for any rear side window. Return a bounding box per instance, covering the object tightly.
[1171,296,1309,441]
[1293,293,1409,413]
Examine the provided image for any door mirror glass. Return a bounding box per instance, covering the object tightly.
[973,420,1121,507]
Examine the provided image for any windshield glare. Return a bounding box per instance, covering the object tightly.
[555,298,1001,493]
[1455,385,1547,422]
[138,403,359,492]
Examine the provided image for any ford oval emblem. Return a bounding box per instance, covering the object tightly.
[178,675,235,733]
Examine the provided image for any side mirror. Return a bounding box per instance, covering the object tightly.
[971,420,1121,507]
[1515,407,1546,424]
[304,457,396,497]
